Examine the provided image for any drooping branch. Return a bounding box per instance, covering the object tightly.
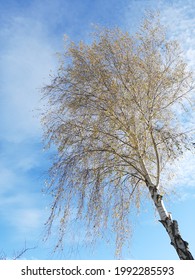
[41,12,194,258]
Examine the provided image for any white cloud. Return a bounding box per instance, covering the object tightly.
[0,2,64,255]
[160,1,195,70]
[0,166,14,187]
[169,151,195,189]
[0,13,59,143]
[11,208,43,231]
[0,189,48,240]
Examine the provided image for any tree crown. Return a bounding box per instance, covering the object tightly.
[42,13,194,256]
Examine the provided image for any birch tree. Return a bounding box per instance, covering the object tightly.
[42,13,194,259]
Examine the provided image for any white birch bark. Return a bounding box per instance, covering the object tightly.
[147,182,194,260]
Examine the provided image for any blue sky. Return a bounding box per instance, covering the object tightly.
[0,0,195,260]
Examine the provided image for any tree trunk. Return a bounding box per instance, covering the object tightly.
[147,183,194,260]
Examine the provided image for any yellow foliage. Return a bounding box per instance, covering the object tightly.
[42,11,194,257]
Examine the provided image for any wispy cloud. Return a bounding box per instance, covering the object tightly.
[161,0,195,69]
[0,15,58,143]
[168,151,195,190]
[0,1,60,255]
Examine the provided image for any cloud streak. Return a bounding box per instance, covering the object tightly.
[0,15,58,142]
[0,1,60,255]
